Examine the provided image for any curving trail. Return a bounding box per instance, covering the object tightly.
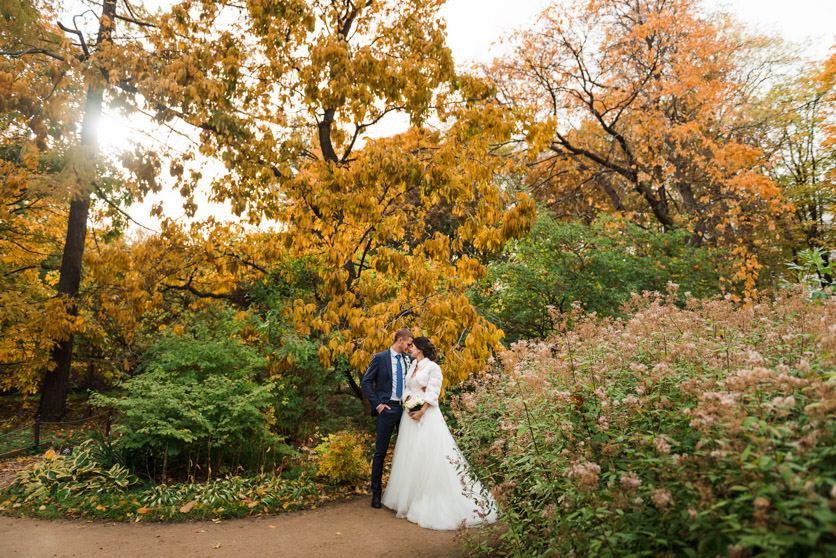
[0,497,469,558]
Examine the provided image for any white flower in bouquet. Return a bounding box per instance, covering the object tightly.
[405,396,425,413]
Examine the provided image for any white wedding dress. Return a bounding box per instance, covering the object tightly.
[382,359,498,530]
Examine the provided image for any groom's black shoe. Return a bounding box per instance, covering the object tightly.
[371,492,382,509]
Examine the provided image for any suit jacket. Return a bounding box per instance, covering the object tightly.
[361,349,410,416]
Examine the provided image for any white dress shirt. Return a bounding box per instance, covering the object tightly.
[389,348,406,402]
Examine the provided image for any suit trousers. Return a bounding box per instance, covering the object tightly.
[371,403,403,495]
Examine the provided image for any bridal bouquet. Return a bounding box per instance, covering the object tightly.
[405,396,425,414]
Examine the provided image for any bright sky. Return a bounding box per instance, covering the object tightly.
[108,0,835,231]
[442,0,835,63]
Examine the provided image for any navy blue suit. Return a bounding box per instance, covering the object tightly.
[361,349,408,495]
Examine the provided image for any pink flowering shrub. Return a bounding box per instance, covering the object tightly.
[452,286,836,557]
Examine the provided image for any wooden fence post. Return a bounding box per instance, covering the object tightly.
[33,419,40,451]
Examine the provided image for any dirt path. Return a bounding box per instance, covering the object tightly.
[0,497,471,558]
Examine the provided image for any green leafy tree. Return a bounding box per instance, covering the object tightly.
[472,213,723,342]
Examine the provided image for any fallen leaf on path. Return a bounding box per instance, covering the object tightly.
[214,543,222,549]
[268,525,276,529]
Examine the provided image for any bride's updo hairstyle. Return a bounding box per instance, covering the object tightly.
[412,336,438,362]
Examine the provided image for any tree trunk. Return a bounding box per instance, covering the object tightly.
[670,154,707,246]
[37,1,116,420]
[37,197,91,419]
[598,173,626,213]
[634,179,675,230]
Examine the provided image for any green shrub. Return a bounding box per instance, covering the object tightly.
[452,287,836,557]
[783,247,835,298]
[244,270,360,442]
[315,431,371,485]
[90,328,285,481]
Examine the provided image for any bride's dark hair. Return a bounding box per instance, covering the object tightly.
[412,336,438,362]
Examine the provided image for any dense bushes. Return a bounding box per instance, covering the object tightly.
[90,326,286,481]
[243,267,353,441]
[471,214,723,342]
[452,287,836,557]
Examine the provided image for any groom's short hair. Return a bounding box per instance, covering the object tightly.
[394,328,413,342]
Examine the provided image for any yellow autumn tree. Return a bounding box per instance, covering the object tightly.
[818,45,836,216]
[0,0,80,395]
[94,0,535,387]
[1,0,167,416]
[820,45,836,150]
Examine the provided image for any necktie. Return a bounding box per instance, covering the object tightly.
[395,354,403,399]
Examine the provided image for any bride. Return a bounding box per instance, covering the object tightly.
[382,336,498,530]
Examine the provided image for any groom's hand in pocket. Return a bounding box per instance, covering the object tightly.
[376,404,391,413]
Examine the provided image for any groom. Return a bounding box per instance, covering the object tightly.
[361,328,414,508]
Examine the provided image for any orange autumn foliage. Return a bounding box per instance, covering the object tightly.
[487,0,792,295]
[818,45,836,183]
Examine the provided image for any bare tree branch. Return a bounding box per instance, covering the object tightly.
[58,22,89,58]
[0,48,66,61]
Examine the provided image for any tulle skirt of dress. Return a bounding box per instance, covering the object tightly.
[381,404,498,531]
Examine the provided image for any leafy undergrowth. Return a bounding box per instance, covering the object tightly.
[0,399,376,523]
[0,471,366,522]
[0,455,42,492]
[0,442,368,522]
